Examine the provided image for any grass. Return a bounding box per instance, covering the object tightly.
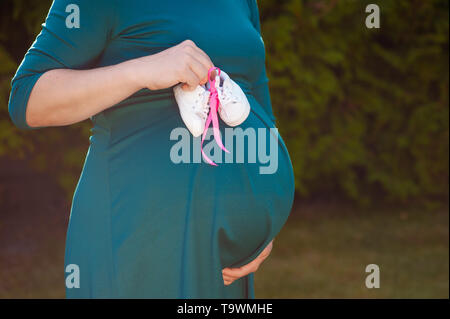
[0,203,448,298]
[255,206,449,298]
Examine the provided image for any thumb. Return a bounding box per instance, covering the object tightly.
[181,83,196,91]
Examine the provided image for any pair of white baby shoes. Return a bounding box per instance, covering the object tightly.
[173,70,251,137]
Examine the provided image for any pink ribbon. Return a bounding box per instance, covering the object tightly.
[201,67,230,166]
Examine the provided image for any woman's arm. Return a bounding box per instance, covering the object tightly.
[8,0,213,129]
[26,40,213,127]
[26,62,138,127]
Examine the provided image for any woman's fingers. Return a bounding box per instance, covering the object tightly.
[222,260,258,279]
[223,273,238,286]
[187,54,210,85]
[190,46,214,78]
[187,43,214,68]
[221,241,275,286]
[221,262,256,286]
[137,39,215,91]
[181,66,201,91]
[222,269,239,286]
[222,274,234,281]
[181,40,214,86]
[222,274,235,285]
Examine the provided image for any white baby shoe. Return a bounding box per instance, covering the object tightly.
[209,71,251,127]
[173,84,211,137]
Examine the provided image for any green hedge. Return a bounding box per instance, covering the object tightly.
[261,0,449,204]
[0,0,448,205]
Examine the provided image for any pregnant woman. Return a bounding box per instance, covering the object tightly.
[8,0,295,298]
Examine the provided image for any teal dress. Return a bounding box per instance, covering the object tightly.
[8,0,295,298]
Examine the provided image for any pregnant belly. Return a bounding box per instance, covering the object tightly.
[102,96,295,269]
[204,109,295,267]
[210,158,295,268]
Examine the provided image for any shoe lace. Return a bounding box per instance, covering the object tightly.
[201,67,230,166]
[219,85,239,105]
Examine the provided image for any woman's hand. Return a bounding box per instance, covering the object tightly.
[222,240,273,286]
[24,39,214,127]
[131,39,214,91]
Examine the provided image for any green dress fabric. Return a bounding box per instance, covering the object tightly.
[8,0,295,298]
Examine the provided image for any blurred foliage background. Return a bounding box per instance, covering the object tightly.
[260,0,449,206]
[0,0,92,200]
[0,0,448,206]
[0,0,448,298]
